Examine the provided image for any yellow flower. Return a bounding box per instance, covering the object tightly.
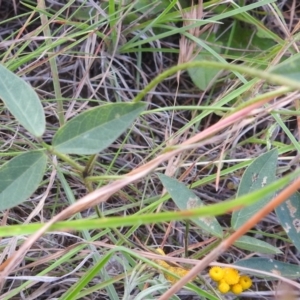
[209,266,225,281]
[208,266,252,294]
[165,266,189,284]
[223,267,240,285]
[156,248,166,256]
[154,248,192,284]
[154,248,169,268]
[231,283,243,294]
[156,259,169,269]
[239,275,252,290]
[218,279,230,293]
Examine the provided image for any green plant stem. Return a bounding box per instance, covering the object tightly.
[185,222,189,258]
[41,141,85,172]
[132,61,298,104]
[54,152,85,172]
[83,154,98,178]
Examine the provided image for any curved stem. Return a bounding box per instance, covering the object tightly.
[132,60,298,104]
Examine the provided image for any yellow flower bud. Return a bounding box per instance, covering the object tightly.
[231,283,243,294]
[209,266,225,281]
[218,280,230,293]
[239,275,252,290]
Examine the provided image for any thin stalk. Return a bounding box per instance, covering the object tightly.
[41,141,85,172]
[37,0,68,126]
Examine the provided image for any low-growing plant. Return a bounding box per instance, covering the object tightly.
[1,0,300,299]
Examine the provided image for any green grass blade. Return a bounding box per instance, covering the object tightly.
[61,251,113,300]
[0,168,296,237]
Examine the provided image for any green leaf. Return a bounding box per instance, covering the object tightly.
[231,149,278,229]
[233,236,281,254]
[218,24,276,57]
[270,52,300,82]
[234,258,300,279]
[158,173,223,238]
[187,54,221,91]
[0,64,45,137]
[275,192,300,253]
[52,102,146,155]
[0,151,47,211]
